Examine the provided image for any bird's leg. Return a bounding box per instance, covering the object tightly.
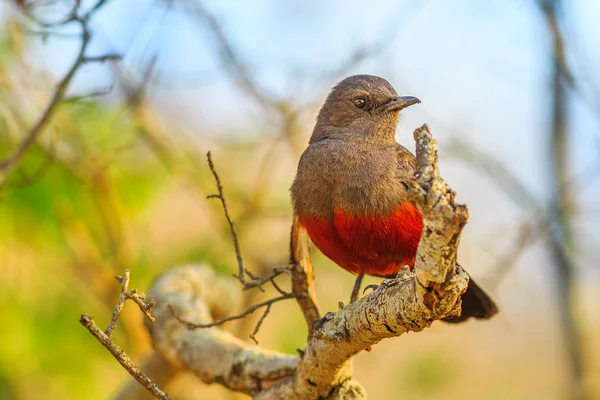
[350,273,364,303]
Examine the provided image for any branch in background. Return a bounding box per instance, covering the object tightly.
[80,270,171,400]
[485,222,537,285]
[186,0,277,111]
[538,2,587,399]
[63,85,115,103]
[0,0,120,185]
[537,0,600,123]
[446,137,560,279]
[148,265,298,397]
[146,125,469,399]
[6,126,58,188]
[446,137,540,211]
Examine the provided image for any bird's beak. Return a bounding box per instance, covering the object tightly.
[380,96,421,112]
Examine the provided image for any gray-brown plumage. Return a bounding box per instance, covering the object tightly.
[291,74,498,322]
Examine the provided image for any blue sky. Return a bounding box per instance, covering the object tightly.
[2,0,600,266]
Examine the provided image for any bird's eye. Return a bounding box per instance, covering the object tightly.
[354,98,366,108]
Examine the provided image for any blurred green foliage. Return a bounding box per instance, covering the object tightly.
[0,18,296,399]
[401,352,455,395]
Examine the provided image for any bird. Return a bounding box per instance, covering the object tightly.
[290,74,497,323]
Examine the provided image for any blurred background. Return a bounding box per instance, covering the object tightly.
[1,0,599,399]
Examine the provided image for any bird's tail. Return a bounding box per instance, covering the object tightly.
[442,277,498,324]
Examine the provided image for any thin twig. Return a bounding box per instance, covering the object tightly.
[80,315,171,400]
[106,269,156,337]
[242,265,292,292]
[106,270,131,336]
[127,290,156,323]
[205,152,292,295]
[205,151,248,284]
[169,293,294,330]
[249,303,272,345]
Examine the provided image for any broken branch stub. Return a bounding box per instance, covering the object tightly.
[409,124,469,318]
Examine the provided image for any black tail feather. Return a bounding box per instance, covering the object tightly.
[442,277,498,324]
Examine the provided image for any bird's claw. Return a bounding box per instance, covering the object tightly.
[363,284,379,294]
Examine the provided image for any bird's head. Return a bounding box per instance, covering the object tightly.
[311,74,420,143]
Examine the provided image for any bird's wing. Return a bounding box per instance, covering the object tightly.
[395,143,417,189]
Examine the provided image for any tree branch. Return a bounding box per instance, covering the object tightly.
[142,124,469,399]
[147,265,298,396]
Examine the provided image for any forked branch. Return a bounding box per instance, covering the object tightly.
[80,270,169,400]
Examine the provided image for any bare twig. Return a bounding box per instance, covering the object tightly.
[106,269,156,337]
[80,315,171,400]
[105,270,133,337]
[249,303,273,345]
[206,151,294,295]
[205,151,248,284]
[81,268,167,400]
[242,265,292,292]
[169,292,294,342]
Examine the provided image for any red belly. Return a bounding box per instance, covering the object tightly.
[299,203,423,277]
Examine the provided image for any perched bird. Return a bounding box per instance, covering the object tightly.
[291,75,497,323]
